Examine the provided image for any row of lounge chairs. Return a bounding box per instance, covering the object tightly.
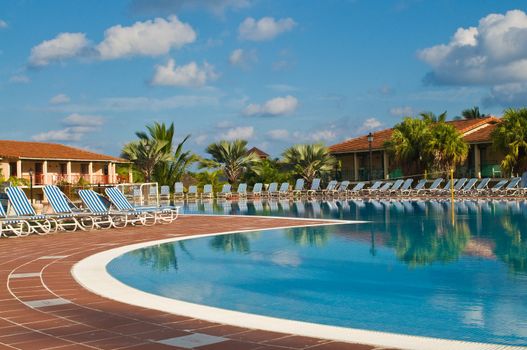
[0,185,179,238]
[167,176,525,200]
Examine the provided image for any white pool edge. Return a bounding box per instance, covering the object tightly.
[72,216,524,350]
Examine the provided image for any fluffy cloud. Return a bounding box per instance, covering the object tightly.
[220,126,254,140]
[229,48,257,68]
[129,0,251,17]
[239,17,296,41]
[29,33,89,66]
[358,118,382,133]
[32,113,104,142]
[0,20,7,29]
[243,95,298,116]
[151,59,218,87]
[389,106,415,117]
[50,94,70,105]
[418,10,527,85]
[9,75,30,83]
[483,82,527,107]
[97,16,196,60]
[267,129,290,140]
[266,128,336,143]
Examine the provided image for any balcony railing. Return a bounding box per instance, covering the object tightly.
[23,174,113,185]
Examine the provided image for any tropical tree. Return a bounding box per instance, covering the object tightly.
[491,108,527,175]
[243,158,291,184]
[427,122,469,174]
[201,140,261,184]
[194,169,223,193]
[461,106,487,120]
[419,111,447,123]
[282,143,337,184]
[122,122,196,184]
[384,117,431,176]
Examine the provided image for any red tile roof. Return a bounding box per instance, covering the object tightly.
[247,147,270,159]
[0,140,127,162]
[329,117,500,154]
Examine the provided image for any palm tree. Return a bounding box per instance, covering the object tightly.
[122,137,170,182]
[244,158,291,184]
[282,143,336,184]
[153,135,198,187]
[201,140,261,184]
[491,108,527,175]
[461,106,486,120]
[427,122,469,174]
[384,117,431,176]
[419,111,447,123]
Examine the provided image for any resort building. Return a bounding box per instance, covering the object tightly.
[330,117,504,181]
[0,140,129,185]
[247,147,270,160]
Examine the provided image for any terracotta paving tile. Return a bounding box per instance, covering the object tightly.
[306,342,375,350]
[85,335,149,349]
[167,318,219,331]
[59,329,119,343]
[198,339,263,350]
[133,327,189,341]
[198,324,251,337]
[42,324,97,337]
[119,343,185,350]
[9,336,73,350]
[229,330,290,343]
[264,335,330,348]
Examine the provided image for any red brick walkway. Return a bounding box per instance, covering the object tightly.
[0,215,394,350]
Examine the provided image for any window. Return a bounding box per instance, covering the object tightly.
[9,162,17,177]
[60,163,67,175]
[80,164,89,175]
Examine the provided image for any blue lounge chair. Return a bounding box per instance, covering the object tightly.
[334,180,350,197]
[306,178,321,197]
[502,177,522,196]
[348,182,365,196]
[474,178,491,195]
[321,180,338,196]
[264,182,279,197]
[217,184,232,199]
[406,179,427,196]
[248,183,263,197]
[387,179,405,195]
[105,187,178,224]
[43,185,96,230]
[201,184,213,199]
[5,187,54,234]
[0,202,31,237]
[173,182,185,201]
[458,178,478,195]
[396,179,414,196]
[277,182,290,197]
[236,183,248,198]
[292,179,305,197]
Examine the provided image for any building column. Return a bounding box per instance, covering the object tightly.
[383,151,389,179]
[108,163,114,184]
[128,165,133,183]
[42,161,48,185]
[88,162,93,183]
[474,145,481,178]
[353,153,359,181]
[66,161,72,183]
[16,160,22,178]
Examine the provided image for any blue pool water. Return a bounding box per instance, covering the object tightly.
[107,199,527,345]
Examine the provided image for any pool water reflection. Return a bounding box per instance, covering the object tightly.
[107,199,527,345]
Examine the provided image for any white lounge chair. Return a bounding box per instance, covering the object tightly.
[201,184,213,199]
[187,185,198,200]
[174,182,185,201]
[5,187,54,234]
[248,183,263,197]
[292,179,305,197]
[217,184,232,199]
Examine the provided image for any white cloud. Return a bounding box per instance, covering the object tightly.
[418,10,527,85]
[243,95,298,116]
[229,48,257,68]
[220,126,254,140]
[50,94,70,105]
[97,16,196,60]
[151,59,218,87]
[483,82,527,107]
[292,130,337,143]
[29,32,89,66]
[32,113,104,142]
[239,17,296,41]
[358,118,382,133]
[9,75,30,84]
[267,129,290,140]
[0,20,7,29]
[389,106,415,117]
[195,134,209,145]
[129,0,251,18]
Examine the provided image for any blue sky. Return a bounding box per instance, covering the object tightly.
[1,0,527,157]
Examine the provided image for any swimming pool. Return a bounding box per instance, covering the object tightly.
[107,199,527,346]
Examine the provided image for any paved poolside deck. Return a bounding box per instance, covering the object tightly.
[0,215,390,350]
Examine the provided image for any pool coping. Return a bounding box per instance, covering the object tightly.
[72,215,522,350]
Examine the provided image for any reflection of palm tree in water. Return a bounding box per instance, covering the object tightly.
[286,226,329,247]
[494,216,527,273]
[130,242,191,271]
[387,219,470,267]
[210,233,251,253]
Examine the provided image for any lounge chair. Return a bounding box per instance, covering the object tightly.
[277,182,290,197]
[201,184,213,199]
[0,202,31,237]
[486,179,508,196]
[159,186,170,203]
[147,186,158,205]
[263,182,278,197]
[458,178,478,195]
[105,187,179,224]
[372,182,392,197]
[449,178,468,195]
[406,179,427,196]
[321,180,338,196]
[217,184,232,199]
[474,178,491,196]
[248,183,263,197]
[78,189,146,228]
[43,185,96,231]
[5,187,55,234]
[387,179,405,195]
[416,178,443,196]
[292,179,305,197]
[305,178,321,197]
[334,180,350,197]
[174,182,185,201]
[396,179,414,196]
[502,177,522,196]
[362,181,383,196]
[132,187,143,206]
[236,183,248,198]
[187,185,198,200]
[348,182,365,196]
[429,178,457,196]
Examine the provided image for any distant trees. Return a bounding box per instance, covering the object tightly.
[282,143,337,185]
[491,108,527,175]
[461,106,487,120]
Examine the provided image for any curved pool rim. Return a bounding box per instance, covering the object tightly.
[72,215,524,350]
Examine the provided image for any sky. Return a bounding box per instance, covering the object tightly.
[1,0,527,158]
